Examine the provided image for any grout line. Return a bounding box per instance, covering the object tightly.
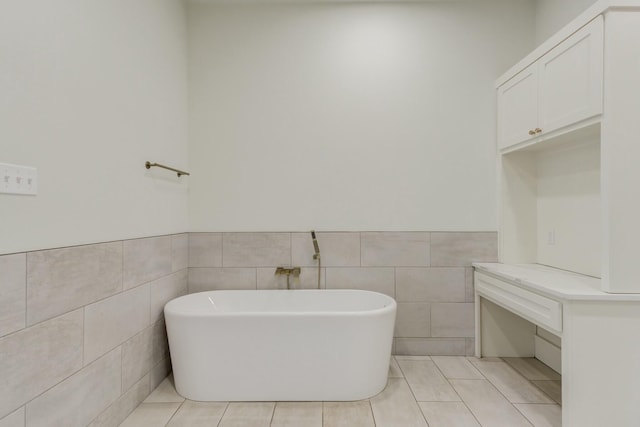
[163,400,184,427]
[24,252,28,333]
[512,403,536,427]
[121,240,125,293]
[214,402,230,427]
[221,233,224,268]
[368,399,377,427]
[268,402,276,426]
[434,360,486,427]
[359,232,362,267]
[428,231,432,267]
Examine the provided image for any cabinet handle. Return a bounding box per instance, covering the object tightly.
[528,130,536,136]
[535,128,542,134]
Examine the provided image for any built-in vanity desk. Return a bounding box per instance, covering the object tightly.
[478,1,640,425]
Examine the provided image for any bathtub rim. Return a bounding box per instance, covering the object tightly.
[165,289,397,318]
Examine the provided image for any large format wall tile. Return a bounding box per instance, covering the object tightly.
[395,303,430,338]
[361,232,430,267]
[171,234,188,272]
[431,303,474,338]
[26,242,122,325]
[150,358,172,391]
[430,232,497,267]
[123,236,172,289]
[0,310,83,419]
[150,271,188,322]
[291,232,360,267]
[88,375,150,427]
[188,268,256,293]
[325,268,395,297]
[84,285,150,364]
[122,321,168,392]
[188,233,222,267]
[25,348,122,427]
[0,253,26,337]
[223,233,290,267]
[396,268,465,302]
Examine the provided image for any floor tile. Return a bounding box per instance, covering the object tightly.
[143,375,185,403]
[502,358,561,381]
[388,357,404,378]
[119,357,560,427]
[119,403,181,427]
[470,360,553,404]
[0,407,24,427]
[322,401,375,427]
[397,359,460,402]
[270,402,322,427]
[431,356,484,379]
[166,401,228,427]
[218,402,275,427]
[369,378,428,427]
[418,402,481,427]
[449,379,533,427]
[532,380,562,404]
[394,355,432,361]
[515,404,562,427]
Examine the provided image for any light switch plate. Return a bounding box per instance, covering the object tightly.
[1,162,38,195]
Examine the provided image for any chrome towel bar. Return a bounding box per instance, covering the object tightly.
[145,161,190,177]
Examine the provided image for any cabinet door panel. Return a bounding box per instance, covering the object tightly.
[497,64,538,150]
[538,16,603,135]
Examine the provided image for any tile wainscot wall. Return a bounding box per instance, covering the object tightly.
[0,231,496,427]
[187,232,497,357]
[0,234,188,427]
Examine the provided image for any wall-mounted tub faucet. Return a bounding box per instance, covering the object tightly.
[275,267,301,289]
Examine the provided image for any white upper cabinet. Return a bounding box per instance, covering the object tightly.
[497,16,604,151]
[538,16,603,137]
[497,64,538,150]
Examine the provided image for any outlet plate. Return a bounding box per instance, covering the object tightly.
[1,162,38,195]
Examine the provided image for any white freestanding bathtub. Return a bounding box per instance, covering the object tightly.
[164,289,396,401]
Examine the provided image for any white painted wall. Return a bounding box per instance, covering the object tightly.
[0,0,189,254]
[535,0,598,44]
[536,139,601,277]
[187,1,535,232]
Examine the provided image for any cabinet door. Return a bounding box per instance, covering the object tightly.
[497,64,538,151]
[538,16,604,135]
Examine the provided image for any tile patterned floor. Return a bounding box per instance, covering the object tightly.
[119,356,561,427]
